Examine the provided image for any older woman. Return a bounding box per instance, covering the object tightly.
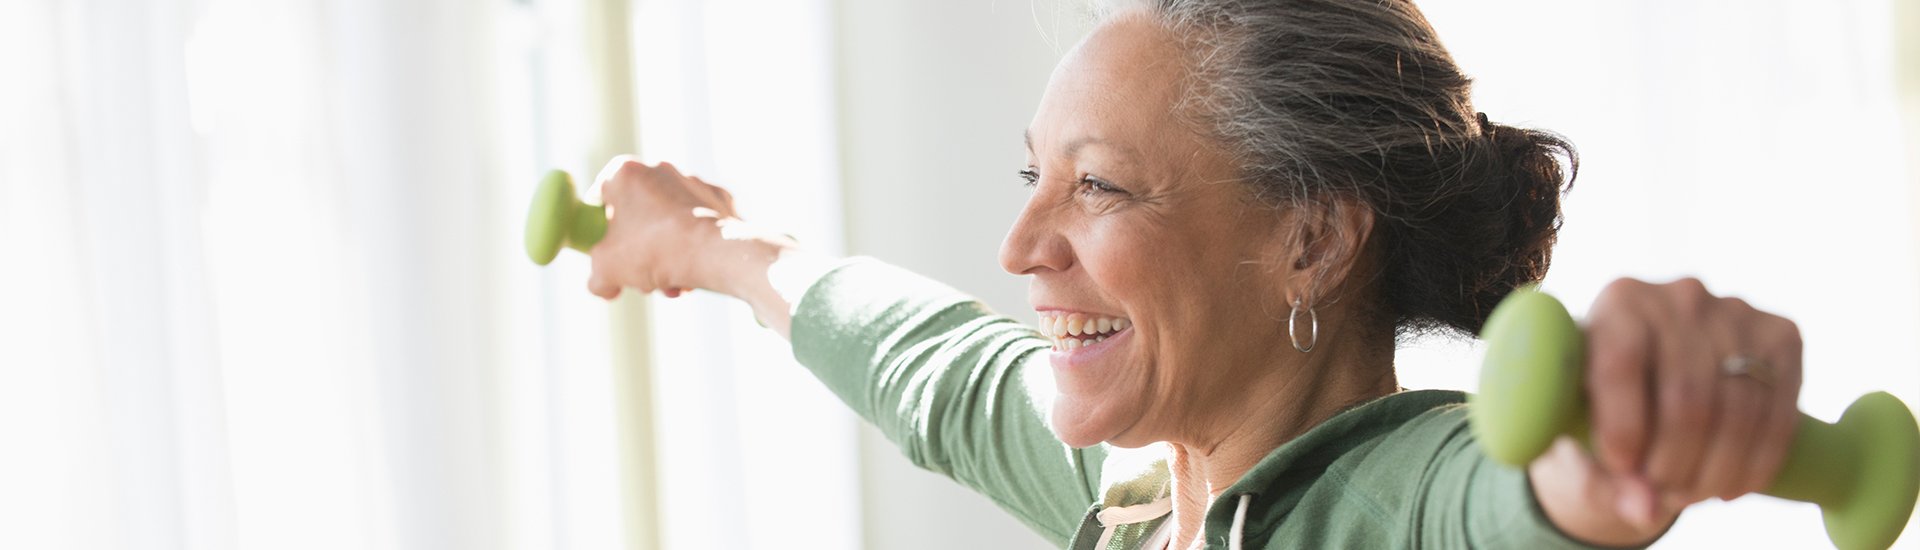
[584,1,1803,548]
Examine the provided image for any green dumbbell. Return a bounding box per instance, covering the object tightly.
[525,170,606,265]
[1470,288,1919,550]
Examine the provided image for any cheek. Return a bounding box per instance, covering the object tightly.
[1077,222,1165,297]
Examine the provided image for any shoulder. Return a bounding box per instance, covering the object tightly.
[1312,390,1484,506]
[1356,389,1476,447]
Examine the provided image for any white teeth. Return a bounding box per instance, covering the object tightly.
[1037,312,1130,342]
[1095,335,1106,343]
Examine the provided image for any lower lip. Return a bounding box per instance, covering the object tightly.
[1049,328,1132,371]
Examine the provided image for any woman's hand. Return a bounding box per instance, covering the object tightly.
[584,156,745,300]
[1529,277,1804,546]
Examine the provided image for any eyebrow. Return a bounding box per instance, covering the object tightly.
[1025,129,1134,159]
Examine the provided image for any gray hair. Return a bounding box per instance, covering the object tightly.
[1100,0,1577,339]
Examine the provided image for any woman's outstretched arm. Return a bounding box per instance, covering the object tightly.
[582,157,1105,543]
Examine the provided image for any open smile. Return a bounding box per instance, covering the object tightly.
[1036,312,1132,351]
[1036,311,1134,370]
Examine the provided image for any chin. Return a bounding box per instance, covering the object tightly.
[1047,395,1136,449]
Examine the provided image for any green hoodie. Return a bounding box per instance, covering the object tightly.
[792,258,1611,549]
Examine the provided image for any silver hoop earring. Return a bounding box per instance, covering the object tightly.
[1289,298,1318,353]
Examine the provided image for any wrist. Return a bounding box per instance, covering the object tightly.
[1528,453,1674,548]
[705,221,797,300]
[701,221,837,339]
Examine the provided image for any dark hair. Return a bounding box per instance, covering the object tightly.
[1113,0,1577,339]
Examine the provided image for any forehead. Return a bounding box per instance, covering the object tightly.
[1027,12,1193,158]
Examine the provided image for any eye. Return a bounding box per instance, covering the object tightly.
[1079,174,1123,196]
[1018,167,1040,188]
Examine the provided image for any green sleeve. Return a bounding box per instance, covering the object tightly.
[1415,408,1625,550]
[789,258,1105,545]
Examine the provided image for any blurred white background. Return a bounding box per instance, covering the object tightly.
[0,0,1914,549]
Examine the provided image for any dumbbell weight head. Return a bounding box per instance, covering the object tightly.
[525,170,606,265]
[1470,287,1587,466]
[1822,392,1920,550]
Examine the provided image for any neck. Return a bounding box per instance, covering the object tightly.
[1161,332,1396,549]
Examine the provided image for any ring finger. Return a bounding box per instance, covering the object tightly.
[1692,356,1771,501]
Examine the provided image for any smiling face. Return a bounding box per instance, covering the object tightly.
[999,12,1311,449]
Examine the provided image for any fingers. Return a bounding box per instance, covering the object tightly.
[1641,279,1718,499]
[1689,298,1764,500]
[598,154,642,183]
[591,155,644,204]
[1739,316,1804,497]
[1693,371,1766,500]
[594,159,734,215]
[1586,277,1805,509]
[686,175,738,218]
[581,157,733,301]
[1586,278,1655,477]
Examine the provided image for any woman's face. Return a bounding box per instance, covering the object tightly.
[1001,12,1302,449]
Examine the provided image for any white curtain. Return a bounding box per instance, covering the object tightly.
[0,0,844,547]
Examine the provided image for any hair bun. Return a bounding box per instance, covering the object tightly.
[1467,119,1577,332]
[1376,116,1577,340]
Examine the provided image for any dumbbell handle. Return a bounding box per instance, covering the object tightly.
[524,170,606,265]
[1471,289,1919,550]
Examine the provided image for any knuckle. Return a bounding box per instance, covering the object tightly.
[599,177,626,197]
[613,156,646,176]
[1720,296,1753,315]
[1599,277,1649,301]
[1670,276,1709,295]
[1772,317,1804,353]
[1669,277,1712,317]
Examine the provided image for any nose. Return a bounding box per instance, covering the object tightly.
[998,197,1072,276]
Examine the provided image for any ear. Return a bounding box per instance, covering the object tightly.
[1274,196,1375,307]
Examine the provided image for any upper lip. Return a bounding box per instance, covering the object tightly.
[1032,305,1125,317]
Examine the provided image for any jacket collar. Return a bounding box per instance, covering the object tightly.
[1067,390,1470,549]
